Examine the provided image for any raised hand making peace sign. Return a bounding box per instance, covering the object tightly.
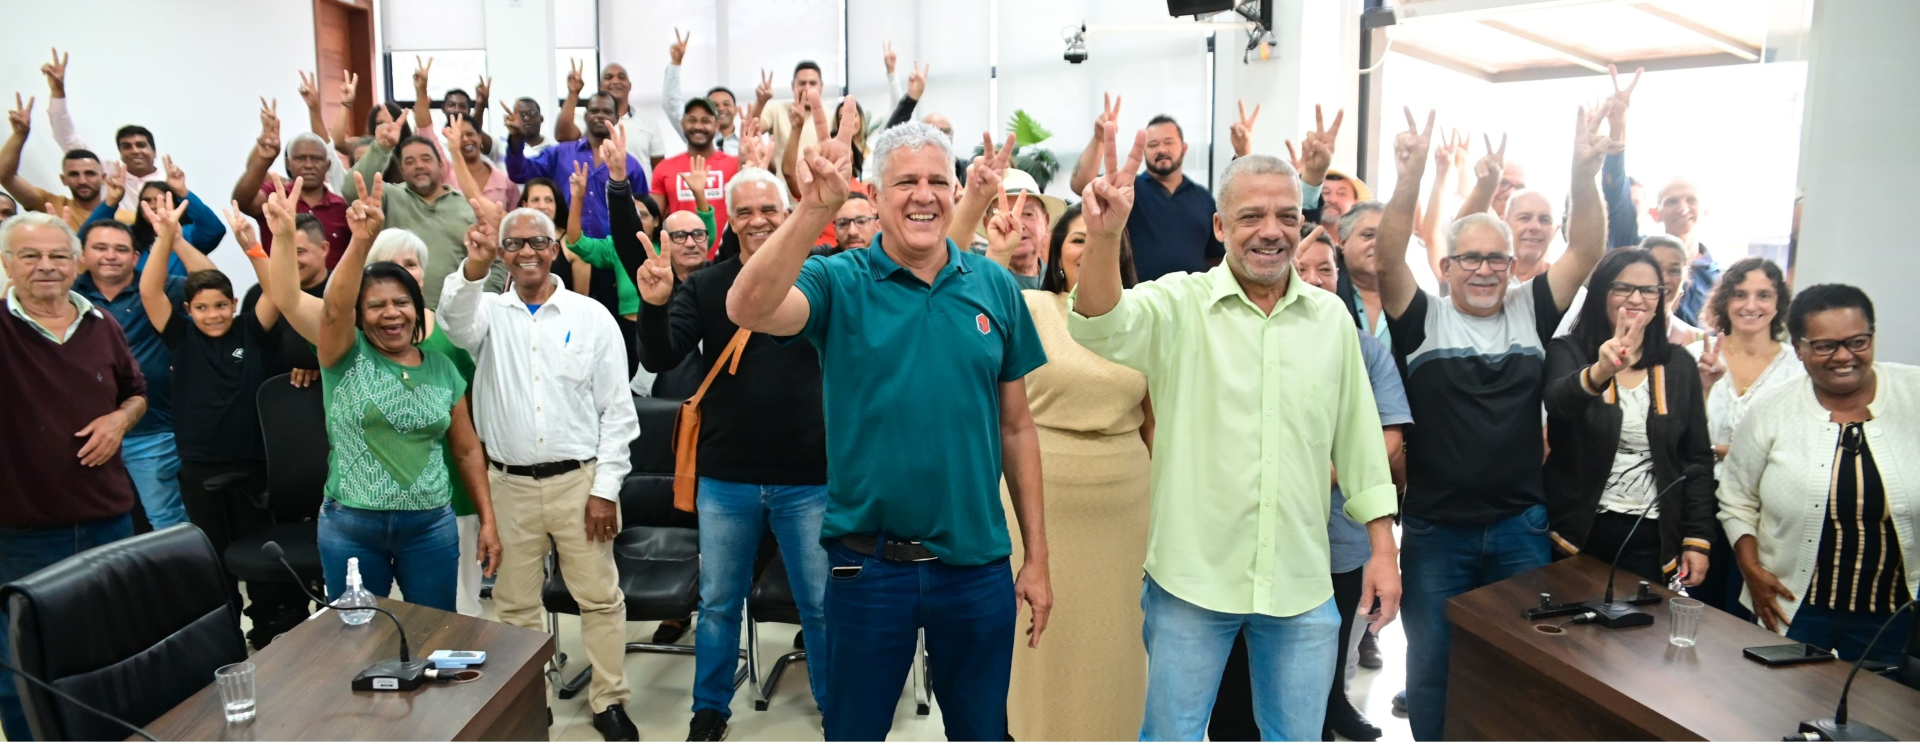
[984,184,1029,268]
[1604,64,1642,152]
[1285,104,1342,184]
[1393,107,1437,185]
[1230,100,1260,158]
[1082,121,1146,237]
[669,28,691,66]
[967,130,1019,198]
[1592,304,1652,384]
[634,230,674,306]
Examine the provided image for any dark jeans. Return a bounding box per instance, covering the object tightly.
[1787,604,1916,666]
[0,513,135,741]
[178,460,310,647]
[1401,503,1551,741]
[317,500,459,612]
[1585,510,1665,585]
[1209,567,1365,742]
[820,538,1013,741]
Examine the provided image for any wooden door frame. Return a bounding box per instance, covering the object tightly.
[314,0,378,138]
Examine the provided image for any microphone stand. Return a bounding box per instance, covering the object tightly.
[1796,598,1916,741]
[263,542,430,691]
[1584,467,1706,629]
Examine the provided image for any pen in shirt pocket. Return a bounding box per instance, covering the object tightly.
[565,330,572,347]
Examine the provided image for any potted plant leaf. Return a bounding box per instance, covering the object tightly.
[972,110,1062,192]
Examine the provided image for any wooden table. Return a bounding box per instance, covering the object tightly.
[1445,555,1920,741]
[140,597,553,741]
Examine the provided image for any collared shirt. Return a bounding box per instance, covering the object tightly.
[74,273,183,437]
[438,272,638,501]
[256,182,351,266]
[7,287,98,344]
[661,65,741,157]
[1069,265,1395,617]
[792,238,1047,565]
[346,143,489,307]
[47,98,164,213]
[423,127,521,210]
[1126,172,1224,281]
[506,137,645,240]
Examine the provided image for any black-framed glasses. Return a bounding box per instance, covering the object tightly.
[1802,333,1873,357]
[833,216,877,231]
[1608,281,1663,300]
[666,229,710,244]
[1451,253,1513,271]
[501,236,557,252]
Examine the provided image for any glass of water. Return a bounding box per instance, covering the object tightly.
[1669,597,1706,648]
[216,661,257,724]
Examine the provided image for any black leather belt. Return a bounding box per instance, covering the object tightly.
[840,534,938,562]
[489,458,591,479]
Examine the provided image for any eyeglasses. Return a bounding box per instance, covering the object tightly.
[1802,333,1873,357]
[666,229,710,244]
[1608,281,1663,300]
[833,216,877,231]
[1450,253,1513,271]
[501,236,557,252]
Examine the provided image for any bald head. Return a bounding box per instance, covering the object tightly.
[661,210,709,276]
[1504,190,1556,269]
[922,113,953,141]
[1653,177,1704,240]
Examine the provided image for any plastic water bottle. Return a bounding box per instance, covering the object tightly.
[338,557,376,625]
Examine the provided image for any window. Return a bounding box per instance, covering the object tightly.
[381,0,486,104]
[388,50,489,105]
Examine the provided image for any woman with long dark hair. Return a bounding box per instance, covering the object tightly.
[1543,248,1717,586]
[263,174,500,610]
[1002,202,1152,741]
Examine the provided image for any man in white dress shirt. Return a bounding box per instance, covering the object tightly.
[439,205,641,741]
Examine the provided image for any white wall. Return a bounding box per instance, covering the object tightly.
[0,0,321,290]
[1793,0,1919,364]
[484,0,556,116]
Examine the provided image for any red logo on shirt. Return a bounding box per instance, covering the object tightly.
[976,314,991,335]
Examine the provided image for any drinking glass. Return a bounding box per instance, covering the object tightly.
[1669,597,1706,648]
[216,661,257,724]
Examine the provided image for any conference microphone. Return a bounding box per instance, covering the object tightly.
[0,656,157,740]
[1791,598,1916,742]
[1584,463,1712,629]
[261,541,429,692]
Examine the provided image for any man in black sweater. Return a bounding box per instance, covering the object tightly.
[635,166,830,742]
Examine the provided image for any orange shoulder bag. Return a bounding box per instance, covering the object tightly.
[671,328,753,512]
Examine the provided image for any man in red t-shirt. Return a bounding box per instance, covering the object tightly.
[651,98,738,259]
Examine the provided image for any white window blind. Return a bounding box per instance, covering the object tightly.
[382,0,487,52]
[555,0,598,49]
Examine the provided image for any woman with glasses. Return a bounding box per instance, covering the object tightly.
[1719,284,1917,663]
[1544,249,1718,587]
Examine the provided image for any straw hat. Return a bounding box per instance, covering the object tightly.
[1324,169,1373,202]
[975,168,1068,239]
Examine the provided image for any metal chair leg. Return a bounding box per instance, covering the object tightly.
[749,620,768,711]
[914,630,931,715]
[559,664,592,699]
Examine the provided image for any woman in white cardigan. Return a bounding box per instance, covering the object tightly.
[1718,284,1917,664]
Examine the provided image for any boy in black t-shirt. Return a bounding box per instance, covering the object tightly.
[139,197,310,647]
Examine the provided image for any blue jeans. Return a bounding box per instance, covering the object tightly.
[316,499,459,612]
[122,432,187,530]
[821,538,1013,741]
[1788,604,1916,666]
[0,514,135,741]
[1401,503,1551,741]
[1141,575,1340,741]
[692,478,830,718]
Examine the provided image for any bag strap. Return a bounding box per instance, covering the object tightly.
[684,328,753,407]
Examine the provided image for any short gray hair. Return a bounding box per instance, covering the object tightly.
[1446,212,1512,255]
[1640,233,1686,255]
[1336,200,1385,242]
[287,132,331,158]
[1215,154,1298,216]
[368,228,429,268]
[727,167,791,211]
[869,122,955,186]
[1505,188,1556,221]
[498,207,557,241]
[0,212,80,258]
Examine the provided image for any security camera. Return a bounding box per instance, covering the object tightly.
[1063,24,1088,64]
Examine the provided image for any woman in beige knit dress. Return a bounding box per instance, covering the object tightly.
[1000,203,1154,741]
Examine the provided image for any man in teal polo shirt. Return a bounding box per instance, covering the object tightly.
[728,120,1051,741]
[1070,125,1402,740]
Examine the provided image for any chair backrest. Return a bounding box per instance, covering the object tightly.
[1,524,246,741]
[257,373,329,523]
[623,395,696,530]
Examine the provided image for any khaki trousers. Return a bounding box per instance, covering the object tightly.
[490,462,632,713]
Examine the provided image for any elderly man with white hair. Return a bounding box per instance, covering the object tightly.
[0,212,148,741]
[438,204,640,741]
[232,107,353,263]
[729,122,1050,741]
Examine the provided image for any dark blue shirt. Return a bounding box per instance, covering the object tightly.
[791,238,1047,565]
[1676,248,1721,328]
[506,137,645,240]
[1125,172,1224,281]
[73,273,184,437]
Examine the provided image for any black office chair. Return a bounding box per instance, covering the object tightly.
[223,374,328,593]
[545,395,745,698]
[2,524,247,741]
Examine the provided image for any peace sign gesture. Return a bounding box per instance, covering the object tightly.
[793,142,851,213]
[499,101,524,138]
[138,190,191,241]
[1229,100,1260,158]
[883,41,899,76]
[298,70,323,111]
[1393,107,1437,183]
[635,231,674,306]
[669,28,691,66]
[40,48,68,98]
[1292,104,1343,183]
[263,175,302,237]
[1432,128,1465,177]
[966,130,1020,196]
[9,93,34,137]
[1081,121,1146,237]
[1572,101,1615,179]
[985,183,1028,267]
[1094,92,1123,137]
[340,71,360,104]
[1593,305,1651,382]
[1604,64,1642,151]
[907,61,930,101]
[226,200,262,254]
[601,123,630,182]
[412,55,434,95]
[755,70,775,110]
[1473,132,1508,182]
[566,58,586,97]
[1696,331,1726,391]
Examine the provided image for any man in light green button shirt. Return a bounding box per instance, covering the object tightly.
[1069,127,1401,741]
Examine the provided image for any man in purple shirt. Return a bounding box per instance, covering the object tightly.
[506,92,642,240]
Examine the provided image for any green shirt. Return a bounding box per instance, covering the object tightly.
[419,320,477,516]
[568,207,715,317]
[1069,265,1394,617]
[793,238,1047,565]
[321,331,468,512]
[346,142,503,307]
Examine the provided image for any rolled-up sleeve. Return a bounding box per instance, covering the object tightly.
[1331,329,1394,524]
[436,269,491,353]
